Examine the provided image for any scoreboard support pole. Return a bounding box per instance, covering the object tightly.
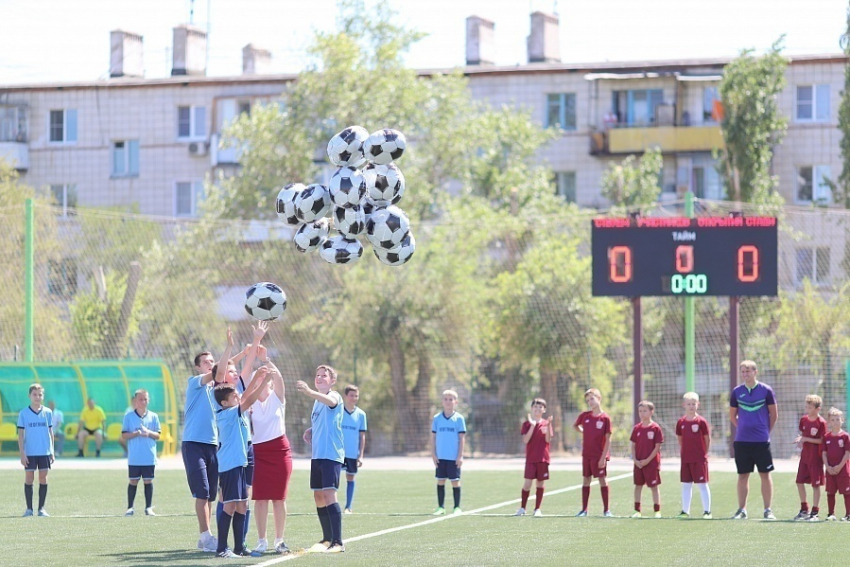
[729,296,739,458]
[684,192,695,392]
[633,297,642,425]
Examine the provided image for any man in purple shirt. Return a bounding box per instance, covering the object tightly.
[729,360,778,520]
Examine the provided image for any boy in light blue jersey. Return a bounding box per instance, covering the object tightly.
[122,389,161,517]
[431,389,466,516]
[298,365,346,554]
[341,384,367,514]
[17,383,54,517]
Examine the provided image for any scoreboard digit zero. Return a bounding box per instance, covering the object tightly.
[591,217,778,297]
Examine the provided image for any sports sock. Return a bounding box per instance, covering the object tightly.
[327,502,342,544]
[453,487,461,509]
[581,486,590,511]
[346,481,355,509]
[697,483,711,513]
[843,494,850,515]
[634,502,641,512]
[96,449,101,457]
[437,484,446,507]
[800,501,809,513]
[216,501,225,527]
[217,511,232,553]
[601,486,610,512]
[38,484,47,509]
[317,506,331,542]
[233,512,246,553]
[521,489,530,509]
[681,482,693,513]
[128,484,138,508]
[828,494,836,516]
[535,487,544,510]
[653,503,660,512]
[811,506,819,515]
[24,484,33,510]
[144,483,153,508]
[243,508,251,540]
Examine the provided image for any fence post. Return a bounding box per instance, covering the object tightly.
[24,198,34,363]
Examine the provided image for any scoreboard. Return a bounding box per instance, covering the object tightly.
[591,217,778,297]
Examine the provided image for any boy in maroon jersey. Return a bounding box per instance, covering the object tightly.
[573,388,612,517]
[793,394,826,521]
[630,401,663,518]
[676,392,712,519]
[515,399,553,517]
[822,408,850,521]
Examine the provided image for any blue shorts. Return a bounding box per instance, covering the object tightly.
[435,459,460,481]
[219,467,249,503]
[246,443,254,487]
[310,459,342,491]
[129,465,155,480]
[343,457,359,475]
[182,441,218,501]
[24,455,51,471]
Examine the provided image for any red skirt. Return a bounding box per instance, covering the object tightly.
[251,435,293,501]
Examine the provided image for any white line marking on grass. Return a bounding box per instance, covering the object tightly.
[253,472,631,566]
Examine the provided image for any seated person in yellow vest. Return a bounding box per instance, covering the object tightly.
[76,398,107,458]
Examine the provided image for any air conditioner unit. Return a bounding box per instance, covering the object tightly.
[188,141,209,157]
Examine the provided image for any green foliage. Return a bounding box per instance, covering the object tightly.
[68,270,142,359]
[835,5,850,208]
[600,147,663,209]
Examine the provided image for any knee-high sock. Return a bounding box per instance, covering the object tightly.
[24,484,33,510]
[144,483,153,508]
[697,483,711,513]
[216,501,224,527]
[581,486,590,511]
[828,494,836,516]
[217,511,233,553]
[520,489,530,509]
[844,494,850,516]
[600,486,610,512]
[327,502,342,544]
[232,512,246,553]
[437,484,445,507]
[128,484,138,508]
[681,482,693,514]
[243,508,250,541]
[38,484,48,509]
[317,506,331,542]
[535,487,544,510]
[453,487,461,509]
[346,481,356,510]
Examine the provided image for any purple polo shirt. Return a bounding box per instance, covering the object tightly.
[730,381,776,443]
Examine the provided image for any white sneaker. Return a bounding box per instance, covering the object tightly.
[603,510,614,517]
[514,507,526,516]
[125,508,135,516]
[216,549,239,558]
[254,539,268,553]
[344,508,353,514]
[144,508,156,516]
[199,534,218,553]
[533,509,543,517]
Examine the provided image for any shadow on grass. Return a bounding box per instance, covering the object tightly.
[98,549,213,566]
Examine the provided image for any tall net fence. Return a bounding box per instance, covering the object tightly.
[1,199,849,459]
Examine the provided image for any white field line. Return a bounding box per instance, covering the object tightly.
[253,472,632,566]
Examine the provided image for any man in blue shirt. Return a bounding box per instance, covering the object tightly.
[298,365,345,554]
[17,383,54,517]
[341,385,367,514]
[729,360,778,520]
[431,389,466,516]
[122,389,161,517]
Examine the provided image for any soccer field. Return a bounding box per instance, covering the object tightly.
[1,464,848,566]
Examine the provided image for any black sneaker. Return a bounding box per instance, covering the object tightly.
[326,542,346,554]
[234,548,262,558]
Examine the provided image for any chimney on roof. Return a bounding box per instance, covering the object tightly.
[466,16,495,66]
[242,44,272,75]
[172,24,207,76]
[527,11,560,64]
[110,30,144,78]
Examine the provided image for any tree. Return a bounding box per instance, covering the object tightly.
[600,147,663,209]
[835,4,850,209]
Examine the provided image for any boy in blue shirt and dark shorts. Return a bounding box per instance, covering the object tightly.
[122,389,161,516]
[431,389,466,516]
[17,383,54,517]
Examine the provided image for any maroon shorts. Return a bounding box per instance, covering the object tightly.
[582,456,607,479]
[524,462,550,482]
[633,461,661,486]
[826,473,850,495]
[251,435,293,501]
[680,461,710,483]
[796,462,825,487]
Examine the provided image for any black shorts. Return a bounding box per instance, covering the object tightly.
[83,427,101,435]
[219,467,249,503]
[343,457,359,475]
[435,459,461,481]
[310,458,342,491]
[181,441,219,501]
[129,465,156,480]
[246,443,254,487]
[24,455,51,471]
[734,441,775,474]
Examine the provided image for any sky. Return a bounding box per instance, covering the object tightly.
[0,0,848,84]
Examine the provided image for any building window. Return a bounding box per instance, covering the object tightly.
[796,247,830,285]
[546,93,576,130]
[50,184,77,216]
[611,90,663,126]
[112,140,140,177]
[553,171,576,202]
[796,165,832,203]
[175,181,205,217]
[48,109,77,143]
[0,105,26,142]
[796,85,830,121]
[177,106,207,139]
[48,259,77,298]
[703,87,720,123]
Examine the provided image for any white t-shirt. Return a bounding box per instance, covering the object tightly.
[250,392,286,444]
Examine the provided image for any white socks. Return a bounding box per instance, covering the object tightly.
[681,482,693,514]
[698,483,711,513]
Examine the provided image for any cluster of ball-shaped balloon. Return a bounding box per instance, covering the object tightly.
[275,126,415,266]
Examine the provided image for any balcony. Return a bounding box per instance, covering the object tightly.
[0,141,28,170]
[210,133,242,167]
[592,125,724,155]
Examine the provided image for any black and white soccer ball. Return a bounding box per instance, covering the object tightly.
[360,197,381,221]
[363,129,406,165]
[329,166,367,208]
[294,184,331,222]
[244,282,287,321]
[363,163,405,205]
[293,217,329,253]
[365,205,410,250]
[373,232,415,266]
[333,204,366,237]
[320,235,364,265]
[275,183,305,225]
[327,126,369,167]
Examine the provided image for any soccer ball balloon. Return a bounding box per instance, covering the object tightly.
[360,197,381,220]
[365,205,410,250]
[373,232,415,266]
[363,163,405,205]
[275,183,305,225]
[294,184,332,222]
[244,282,287,321]
[364,129,406,165]
[320,235,364,265]
[327,126,368,167]
[333,204,366,237]
[329,166,367,208]
[293,217,329,253]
